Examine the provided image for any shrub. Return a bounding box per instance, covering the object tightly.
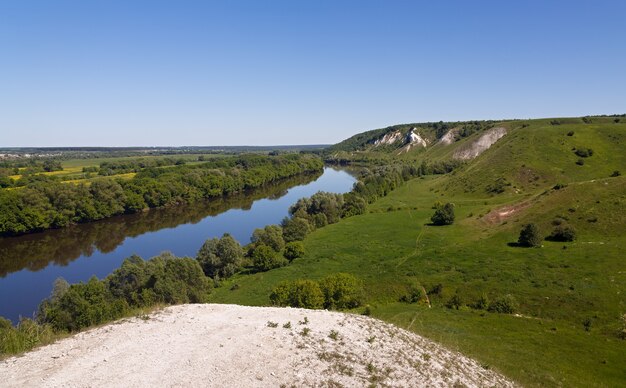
[611,170,621,177]
[488,295,518,314]
[548,225,577,242]
[566,131,575,136]
[319,273,364,309]
[576,158,585,166]
[400,281,427,304]
[283,241,305,261]
[518,223,542,247]
[431,203,455,225]
[269,280,324,309]
[251,244,288,271]
[574,148,594,158]
[472,294,490,310]
[550,119,561,125]
[445,294,463,310]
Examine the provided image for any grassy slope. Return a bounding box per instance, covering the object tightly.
[210,117,626,387]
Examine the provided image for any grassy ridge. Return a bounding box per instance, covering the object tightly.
[210,117,626,387]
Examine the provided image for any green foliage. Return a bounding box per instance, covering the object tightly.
[251,244,288,271]
[445,293,464,310]
[281,217,312,242]
[574,148,594,158]
[42,159,63,172]
[283,241,305,261]
[39,253,211,332]
[251,225,285,252]
[399,281,427,304]
[196,234,243,278]
[269,279,324,309]
[0,318,55,356]
[430,203,455,225]
[548,225,577,242]
[487,295,518,314]
[0,154,323,236]
[518,223,542,247]
[319,273,364,309]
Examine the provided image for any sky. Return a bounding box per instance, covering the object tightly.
[1,1,625,147]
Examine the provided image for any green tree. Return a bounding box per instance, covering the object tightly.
[283,241,305,261]
[251,244,288,271]
[251,225,285,252]
[319,273,364,310]
[518,223,542,247]
[282,217,312,242]
[196,233,243,278]
[430,202,455,225]
[269,280,324,309]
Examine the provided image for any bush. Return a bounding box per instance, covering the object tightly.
[518,223,542,247]
[548,225,577,242]
[472,294,490,310]
[251,244,288,271]
[269,280,324,309]
[400,281,427,304]
[574,148,594,158]
[319,273,364,309]
[576,158,585,166]
[566,131,575,136]
[445,294,463,310]
[488,295,518,314]
[611,170,621,177]
[283,241,305,261]
[430,203,455,225]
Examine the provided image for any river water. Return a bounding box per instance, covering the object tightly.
[0,167,356,322]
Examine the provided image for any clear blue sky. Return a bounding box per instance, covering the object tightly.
[1,1,624,147]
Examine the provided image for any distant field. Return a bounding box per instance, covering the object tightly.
[4,154,217,185]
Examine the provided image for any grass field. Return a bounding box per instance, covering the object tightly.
[5,154,213,184]
[209,118,626,387]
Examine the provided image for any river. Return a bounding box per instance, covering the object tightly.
[0,167,357,323]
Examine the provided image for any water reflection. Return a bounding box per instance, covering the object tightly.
[0,168,357,322]
[0,172,322,278]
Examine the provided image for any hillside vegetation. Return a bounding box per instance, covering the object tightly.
[211,116,626,387]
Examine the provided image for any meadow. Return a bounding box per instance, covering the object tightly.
[211,117,626,387]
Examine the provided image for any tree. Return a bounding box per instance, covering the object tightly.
[251,225,285,252]
[430,203,455,225]
[282,217,312,242]
[269,280,324,309]
[319,273,363,309]
[251,244,287,271]
[283,241,305,261]
[42,160,62,172]
[196,233,243,278]
[518,223,542,247]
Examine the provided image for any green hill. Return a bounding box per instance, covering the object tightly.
[211,116,626,387]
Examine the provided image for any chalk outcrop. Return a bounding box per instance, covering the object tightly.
[0,304,515,387]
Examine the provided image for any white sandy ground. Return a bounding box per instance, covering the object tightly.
[0,304,516,387]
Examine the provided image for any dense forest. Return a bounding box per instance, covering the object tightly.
[0,154,323,236]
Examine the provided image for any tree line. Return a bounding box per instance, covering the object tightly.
[0,154,323,236]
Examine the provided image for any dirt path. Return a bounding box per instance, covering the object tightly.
[0,304,515,387]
